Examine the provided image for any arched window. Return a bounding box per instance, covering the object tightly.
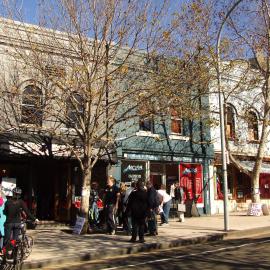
[247,111,259,141]
[66,93,85,128]
[21,85,43,126]
[226,105,235,139]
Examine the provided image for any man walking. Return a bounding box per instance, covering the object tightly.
[104,177,120,235]
[146,181,159,236]
[126,181,148,243]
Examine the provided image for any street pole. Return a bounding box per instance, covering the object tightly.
[216,0,244,231]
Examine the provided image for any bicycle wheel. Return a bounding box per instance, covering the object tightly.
[22,235,33,259]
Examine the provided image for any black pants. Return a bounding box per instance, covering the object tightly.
[148,210,157,234]
[105,205,116,233]
[131,217,145,241]
[4,223,21,246]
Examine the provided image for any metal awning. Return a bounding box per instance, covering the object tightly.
[239,160,270,174]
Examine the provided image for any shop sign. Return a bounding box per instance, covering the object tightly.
[121,160,146,182]
[179,163,203,204]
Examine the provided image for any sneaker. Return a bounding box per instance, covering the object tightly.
[129,238,136,243]
[163,223,169,226]
[111,230,116,235]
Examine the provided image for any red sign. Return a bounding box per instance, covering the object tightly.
[179,163,203,204]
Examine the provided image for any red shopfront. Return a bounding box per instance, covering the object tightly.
[179,163,204,204]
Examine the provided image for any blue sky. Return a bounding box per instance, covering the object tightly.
[0,0,184,25]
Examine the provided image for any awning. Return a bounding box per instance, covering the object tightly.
[239,160,270,174]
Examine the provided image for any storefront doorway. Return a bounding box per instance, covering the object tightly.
[150,163,165,190]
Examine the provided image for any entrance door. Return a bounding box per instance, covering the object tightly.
[150,174,163,190]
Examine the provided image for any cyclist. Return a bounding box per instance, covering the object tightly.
[3,187,37,246]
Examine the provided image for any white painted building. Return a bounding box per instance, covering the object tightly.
[208,60,270,214]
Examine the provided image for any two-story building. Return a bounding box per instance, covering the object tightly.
[110,101,214,215]
[209,60,270,214]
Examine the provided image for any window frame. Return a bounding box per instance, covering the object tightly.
[247,111,259,142]
[226,105,236,140]
[21,85,43,126]
[139,116,155,133]
[66,92,85,129]
[170,109,183,135]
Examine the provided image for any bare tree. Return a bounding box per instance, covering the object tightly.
[0,0,171,230]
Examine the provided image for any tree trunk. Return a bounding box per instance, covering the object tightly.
[79,163,92,234]
[251,112,269,203]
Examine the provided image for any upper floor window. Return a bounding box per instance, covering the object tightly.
[66,92,85,129]
[247,111,259,141]
[21,85,43,126]
[138,104,155,133]
[171,108,183,135]
[226,105,235,139]
[139,116,155,133]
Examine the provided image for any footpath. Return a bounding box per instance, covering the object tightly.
[23,213,270,269]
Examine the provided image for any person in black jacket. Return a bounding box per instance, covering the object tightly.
[146,181,159,236]
[126,181,148,243]
[4,187,37,246]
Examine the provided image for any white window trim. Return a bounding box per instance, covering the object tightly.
[169,134,190,141]
[136,130,160,139]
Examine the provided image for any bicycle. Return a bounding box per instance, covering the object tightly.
[1,220,34,270]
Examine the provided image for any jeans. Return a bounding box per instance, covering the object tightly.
[131,217,145,241]
[162,199,172,224]
[4,223,21,246]
[105,204,116,233]
[89,202,99,225]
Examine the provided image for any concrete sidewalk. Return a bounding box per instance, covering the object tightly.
[23,213,270,269]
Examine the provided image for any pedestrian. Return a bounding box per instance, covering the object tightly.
[126,181,148,243]
[89,182,100,230]
[146,181,159,236]
[123,181,136,235]
[0,187,6,251]
[3,187,37,246]
[118,183,127,228]
[103,176,120,235]
[174,182,185,222]
[158,185,172,225]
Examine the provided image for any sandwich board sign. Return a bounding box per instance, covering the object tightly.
[73,216,85,235]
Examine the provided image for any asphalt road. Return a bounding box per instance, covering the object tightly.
[46,234,270,270]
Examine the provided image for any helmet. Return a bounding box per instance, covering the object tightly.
[12,187,22,196]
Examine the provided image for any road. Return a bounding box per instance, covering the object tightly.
[44,234,270,270]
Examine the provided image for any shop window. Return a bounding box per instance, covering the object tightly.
[66,93,85,129]
[21,85,43,126]
[247,111,259,141]
[260,173,270,199]
[170,108,183,135]
[226,105,235,139]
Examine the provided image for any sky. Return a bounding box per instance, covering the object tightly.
[0,0,185,26]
